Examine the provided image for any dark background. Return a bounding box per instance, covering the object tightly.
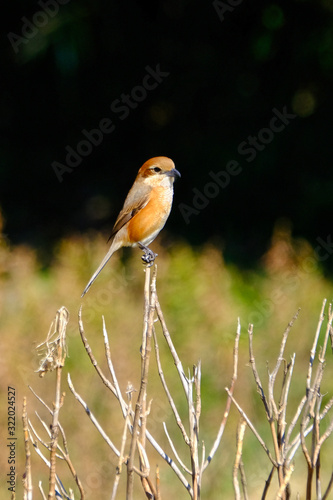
[2,0,333,270]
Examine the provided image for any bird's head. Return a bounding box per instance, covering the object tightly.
[137,157,181,186]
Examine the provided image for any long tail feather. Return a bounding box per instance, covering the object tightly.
[81,245,116,297]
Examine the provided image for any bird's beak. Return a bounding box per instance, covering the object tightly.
[167,168,181,179]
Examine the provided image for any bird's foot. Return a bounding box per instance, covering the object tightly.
[138,243,158,267]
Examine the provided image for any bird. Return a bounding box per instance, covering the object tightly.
[81,156,180,297]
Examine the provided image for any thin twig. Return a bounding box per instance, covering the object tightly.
[152,325,190,444]
[248,324,270,418]
[145,427,193,495]
[203,318,241,470]
[267,311,299,426]
[319,303,333,363]
[67,373,120,457]
[226,389,278,467]
[279,354,296,451]
[233,418,247,500]
[322,470,333,500]
[23,397,33,500]
[48,308,68,500]
[163,422,191,474]
[285,394,307,455]
[155,299,189,397]
[261,466,274,500]
[39,482,47,500]
[111,400,132,500]
[78,306,118,397]
[306,299,326,395]
[127,266,155,499]
[102,316,128,419]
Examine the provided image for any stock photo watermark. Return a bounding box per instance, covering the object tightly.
[51,64,170,182]
[7,0,71,54]
[212,0,243,22]
[178,105,297,224]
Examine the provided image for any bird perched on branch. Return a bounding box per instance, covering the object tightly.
[82,156,180,297]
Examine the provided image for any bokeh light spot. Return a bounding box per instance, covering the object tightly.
[292,89,317,117]
[252,34,273,61]
[262,4,285,30]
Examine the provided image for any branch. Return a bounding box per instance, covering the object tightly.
[203,317,241,469]
[22,398,33,500]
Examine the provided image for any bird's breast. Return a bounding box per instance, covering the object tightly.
[127,184,174,245]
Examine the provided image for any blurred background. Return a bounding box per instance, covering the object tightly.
[2,0,333,268]
[1,0,333,498]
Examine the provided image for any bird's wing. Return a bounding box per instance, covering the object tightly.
[107,186,151,242]
[82,186,151,297]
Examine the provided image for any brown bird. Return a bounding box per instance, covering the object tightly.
[82,156,180,296]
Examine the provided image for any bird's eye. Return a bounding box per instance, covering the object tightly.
[152,167,161,173]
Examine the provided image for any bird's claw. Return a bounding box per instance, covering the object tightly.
[141,249,158,267]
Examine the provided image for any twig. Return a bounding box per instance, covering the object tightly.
[79,284,193,495]
[102,316,128,419]
[275,463,294,499]
[261,466,274,500]
[306,299,326,396]
[155,299,189,397]
[163,422,191,474]
[233,418,247,500]
[145,428,193,495]
[189,364,200,500]
[67,373,120,457]
[156,465,161,500]
[39,482,47,500]
[22,397,33,500]
[111,400,132,500]
[248,324,270,418]
[127,266,155,499]
[152,325,189,444]
[279,354,296,451]
[267,312,299,425]
[48,307,68,500]
[78,306,118,397]
[319,302,333,363]
[226,388,278,467]
[203,318,241,469]
[322,470,333,500]
[285,394,307,457]
[28,423,66,499]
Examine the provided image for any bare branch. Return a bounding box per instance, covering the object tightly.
[203,318,241,469]
[275,463,294,499]
[22,398,33,500]
[155,298,189,397]
[248,324,270,419]
[306,299,326,395]
[152,325,189,444]
[102,316,128,419]
[163,422,191,474]
[233,418,247,500]
[261,466,274,500]
[267,311,299,425]
[226,388,278,467]
[39,482,47,500]
[67,373,120,457]
[128,266,156,499]
[78,306,118,397]
[322,470,333,500]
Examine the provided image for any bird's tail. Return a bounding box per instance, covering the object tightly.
[81,241,117,297]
